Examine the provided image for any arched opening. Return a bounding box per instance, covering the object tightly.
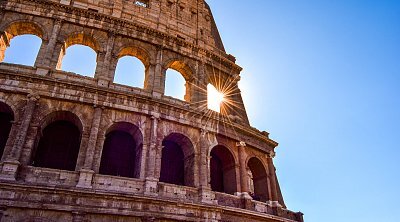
[0,102,14,159]
[164,60,193,102]
[160,133,195,187]
[114,56,145,88]
[99,122,143,178]
[1,35,42,66]
[210,145,237,194]
[57,33,99,77]
[207,83,224,113]
[248,157,269,202]
[165,69,186,100]
[33,111,82,171]
[60,45,97,77]
[113,46,150,88]
[0,21,44,65]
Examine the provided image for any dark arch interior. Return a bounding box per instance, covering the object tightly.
[159,133,195,187]
[248,157,269,202]
[160,140,185,185]
[210,145,237,194]
[99,122,142,178]
[33,120,81,171]
[0,102,14,159]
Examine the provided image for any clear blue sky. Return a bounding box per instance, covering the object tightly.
[3,1,400,221]
[207,0,400,221]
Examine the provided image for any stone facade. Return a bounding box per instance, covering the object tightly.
[0,0,303,221]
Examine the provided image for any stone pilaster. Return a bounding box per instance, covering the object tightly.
[77,106,103,188]
[144,114,160,196]
[46,20,62,59]
[198,129,215,204]
[35,19,62,72]
[193,61,207,108]
[97,33,115,87]
[139,143,149,179]
[237,141,250,195]
[0,94,38,181]
[82,106,103,170]
[236,142,252,209]
[267,151,281,207]
[151,48,164,96]
[199,129,209,187]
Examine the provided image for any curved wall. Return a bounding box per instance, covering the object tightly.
[0,1,303,221]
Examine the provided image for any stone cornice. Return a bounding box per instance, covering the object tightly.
[6,0,242,75]
[0,65,278,150]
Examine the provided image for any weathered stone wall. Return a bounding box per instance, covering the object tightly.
[0,0,303,221]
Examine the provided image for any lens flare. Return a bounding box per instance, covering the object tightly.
[207,84,225,112]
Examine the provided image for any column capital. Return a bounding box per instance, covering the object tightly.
[267,151,276,159]
[200,129,208,137]
[27,93,40,102]
[151,113,160,120]
[93,104,105,109]
[236,141,246,147]
[54,18,63,26]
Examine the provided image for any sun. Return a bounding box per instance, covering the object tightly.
[207,84,225,113]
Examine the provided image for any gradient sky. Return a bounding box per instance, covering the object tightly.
[207,1,400,221]
[2,1,400,221]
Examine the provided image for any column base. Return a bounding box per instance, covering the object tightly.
[235,192,253,210]
[267,200,282,208]
[0,160,20,181]
[59,0,71,5]
[97,77,110,87]
[235,192,252,199]
[198,187,216,204]
[35,67,50,76]
[144,177,159,197]
[76,169,95,189]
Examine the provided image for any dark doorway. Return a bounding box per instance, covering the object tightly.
[160,140,185,185]
[159,133,195,187]
[210,145,237,194]
[248,157,269,202]
[33,120,81,171]
[99,122,143,178]
[210,152,224,192]
[100,131,137,178]
[0,102,14,159]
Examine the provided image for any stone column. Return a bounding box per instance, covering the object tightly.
[139,143,149,179]
[195,62,207,107]
[198,129,215,204]
[35,19,62,73]
[97,33,115,87]
[77,106,103,188]
[151,48,164,96]
[144,114,159,196]
[0,93,39,181]
[267,151,280,207]
[235,141,252,209]
[237,141,250,194]
[199,130,209,187]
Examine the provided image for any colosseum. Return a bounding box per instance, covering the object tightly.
[0,0,303,221]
